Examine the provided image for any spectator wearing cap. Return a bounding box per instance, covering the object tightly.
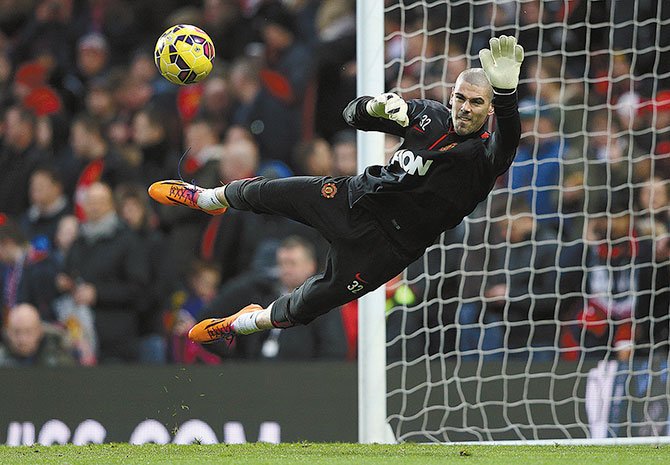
[0,105,48,216]
[62,32,111,113]
[0,214,60,322]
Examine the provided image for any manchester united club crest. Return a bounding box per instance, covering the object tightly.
[439,142,459,152]
[321,182,337,198]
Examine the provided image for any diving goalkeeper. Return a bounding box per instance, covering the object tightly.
[149,36,524,343]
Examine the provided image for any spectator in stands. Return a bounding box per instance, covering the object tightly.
[592,52,642,128]
[196,74,232,136]
[63,32,111,113]
[229,57,262,130]
[58,182,149,363]
[262,236,347,360]
[127,47,174,98]
[63,113,137,218]
[523,56,585,142]
[0,105,47,216]
[19,165,72,245]
[293,138,334,176]
[559,197,655,361]
[507,104,562,231]
[84,76,118,130]
[484,200,560,360]
[166,259,222,365]
[313,0,356,140]
[250,1,314,171]
[633,218,670,365]
[201,236,346,360]
[454,200,506,361]
[35,112,70,160]
[583,110,647,208]
[516,0,563,55]
[631,177,670,365]
[0,303,75,367]
[131,105,177,188]
[116,183,168,363]
[331,129,357,176]
[0,214,60,321]
[52,214,78,265]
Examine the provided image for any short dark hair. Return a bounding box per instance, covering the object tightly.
[279,235,316,263]
[32,164,64,187]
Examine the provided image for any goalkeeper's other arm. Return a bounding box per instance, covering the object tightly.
[365,92,409,127]
[342,95,409,137]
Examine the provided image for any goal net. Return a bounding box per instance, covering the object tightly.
[379,0,670,443]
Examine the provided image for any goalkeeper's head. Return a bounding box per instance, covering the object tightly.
[449,69,494,136]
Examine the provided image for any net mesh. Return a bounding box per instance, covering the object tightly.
[382,0,670,442]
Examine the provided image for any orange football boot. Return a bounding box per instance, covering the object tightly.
[188,304,264,343]
[148,180,227,215]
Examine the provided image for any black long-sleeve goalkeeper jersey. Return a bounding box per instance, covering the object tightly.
[342,91,521,256]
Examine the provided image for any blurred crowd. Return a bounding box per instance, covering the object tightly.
[0,0,668,366]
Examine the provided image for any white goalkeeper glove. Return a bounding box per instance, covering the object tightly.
[365,92,409,127]
[478,35,524,91]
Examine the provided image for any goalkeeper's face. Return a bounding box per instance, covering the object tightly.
[449,81,494,135]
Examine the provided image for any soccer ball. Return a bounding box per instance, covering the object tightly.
[154,24,215,85]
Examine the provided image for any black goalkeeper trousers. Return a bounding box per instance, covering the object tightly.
[224,176,417,327]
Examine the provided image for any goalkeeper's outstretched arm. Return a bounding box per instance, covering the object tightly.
[479,35,525,176]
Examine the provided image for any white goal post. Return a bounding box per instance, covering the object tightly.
[356,0,390,445]
[357,0,670,444]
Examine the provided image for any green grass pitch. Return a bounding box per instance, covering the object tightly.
[0,443,669,465]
